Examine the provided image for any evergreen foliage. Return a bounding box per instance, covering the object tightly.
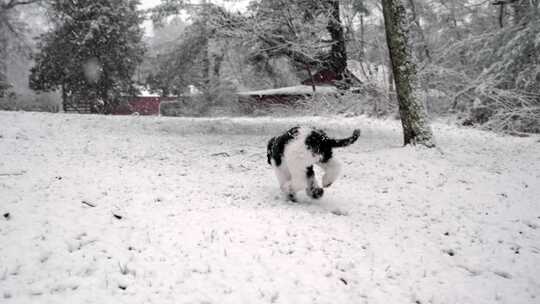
[29,0,146,113]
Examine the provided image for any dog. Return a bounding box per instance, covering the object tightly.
[267,126,360,201]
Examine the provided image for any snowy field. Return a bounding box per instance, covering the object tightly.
[1,111,539,304]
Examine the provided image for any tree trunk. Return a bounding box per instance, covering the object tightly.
[359,14,365,59]
[326,0,348,87]
[201,38,210,87]
[498,4,505,28]
[305,64,316,92]
[200,0,210,90]
[382,0,435,147]
[61,83,68,112]
[213,52,224,80]
[0,12,8,97]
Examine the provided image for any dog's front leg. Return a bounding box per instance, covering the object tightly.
[289,168,308,193]
[305,166,324,199]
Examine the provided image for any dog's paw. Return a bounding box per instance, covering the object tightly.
[308,187,324,199]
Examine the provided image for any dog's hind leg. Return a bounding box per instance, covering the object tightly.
[272,163,291,191]
[305,166,324,199]
[318,158,342,188]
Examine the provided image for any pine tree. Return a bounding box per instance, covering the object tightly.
[382,0,435,147]
[29,0,145,113]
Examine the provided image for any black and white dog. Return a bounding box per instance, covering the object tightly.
[267,126,361,201]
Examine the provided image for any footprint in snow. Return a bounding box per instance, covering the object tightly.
[331,209,349,216]
[443,249,456,257]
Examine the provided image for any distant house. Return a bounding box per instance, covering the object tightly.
[237,67,361,106]
[302,68,362,87]
[237,85,338,106]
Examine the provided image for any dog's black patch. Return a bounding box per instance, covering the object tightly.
[306,166,315,177]
[305,128,360,163]
[267,126,299,166]
[266,137,276,165]
[305,129,333,163]
[287,193,298,202]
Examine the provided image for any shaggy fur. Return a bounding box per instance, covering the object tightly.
[267,126,361,201]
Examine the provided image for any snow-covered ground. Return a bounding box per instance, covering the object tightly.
[1,111,539,304]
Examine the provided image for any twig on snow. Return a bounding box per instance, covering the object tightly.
[0,171,26,177]
[211,152,230,157]
[81,200,96,208]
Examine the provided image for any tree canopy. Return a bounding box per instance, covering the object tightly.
[29,0,146,113]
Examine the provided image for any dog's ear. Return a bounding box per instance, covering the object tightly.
[267,137,276,165]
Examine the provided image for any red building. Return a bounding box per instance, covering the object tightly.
[113,93,176,116]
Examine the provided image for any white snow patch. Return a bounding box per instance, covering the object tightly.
[0,111,539,303]
[238,85,337,96]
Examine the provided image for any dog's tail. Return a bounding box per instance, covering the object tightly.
[327,129,361,148]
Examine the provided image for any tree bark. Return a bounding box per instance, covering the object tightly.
[382,0,435,147]
[0,11,9,97]
[201,0,211,90]
[305,64,316,92]
[498,4,505,28]
[359,14,365,59]
[61,83,68,112]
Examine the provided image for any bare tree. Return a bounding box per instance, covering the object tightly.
[407,0,430,62]
[382,0,435,147]
[492,0,539,25]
